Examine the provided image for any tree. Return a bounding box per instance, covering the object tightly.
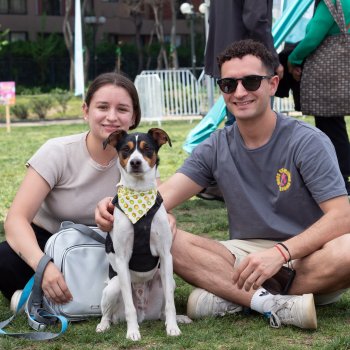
[146,0,168,69]
[169,0,179,68]
[0,26,9,53]
[62,0,74,91]
[121,0,145,74]
[32,16,63,85]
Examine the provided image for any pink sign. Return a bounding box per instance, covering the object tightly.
[0,81,16,105]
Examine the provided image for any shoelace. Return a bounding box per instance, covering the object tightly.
[265,311,282,328]
[264,297,295,328]
[213,296,240,316]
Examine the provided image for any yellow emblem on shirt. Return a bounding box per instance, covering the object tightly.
[276,168,291,192]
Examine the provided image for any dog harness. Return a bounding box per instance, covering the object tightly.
[106,187,163,279]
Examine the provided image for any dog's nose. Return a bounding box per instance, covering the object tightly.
[130,159,142,168]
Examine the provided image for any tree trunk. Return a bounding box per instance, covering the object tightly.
[149,0,168,69]
[62,0,74,91]
[131,10,144,73]
[169,0,178,68]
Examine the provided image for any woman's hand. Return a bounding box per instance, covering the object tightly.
[42,262,73,304]
[287,61,302,82]
[95,197,115,232]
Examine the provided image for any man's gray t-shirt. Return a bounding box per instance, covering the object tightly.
[178,113,347,241]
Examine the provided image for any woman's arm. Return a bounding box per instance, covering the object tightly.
[4,166,72,304]
[288,2,336,66]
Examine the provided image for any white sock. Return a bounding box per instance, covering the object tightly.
[250,288,276,314]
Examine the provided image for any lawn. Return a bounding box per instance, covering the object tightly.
[1,118,350,350]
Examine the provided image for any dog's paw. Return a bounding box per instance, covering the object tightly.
[96,320,111,333]
[176,315,193,324]
[126,328,141,341]
[166,323,181,337]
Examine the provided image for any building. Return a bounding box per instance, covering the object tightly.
[0,0,205,47]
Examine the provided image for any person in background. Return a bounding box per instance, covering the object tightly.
[288,0,350,194]
[97,40,350,330]
[275,0,314,111]
[1,72,147,309]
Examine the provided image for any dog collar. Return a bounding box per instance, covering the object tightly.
[117,186,157,224]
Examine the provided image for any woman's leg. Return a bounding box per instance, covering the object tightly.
[0,224,51,300]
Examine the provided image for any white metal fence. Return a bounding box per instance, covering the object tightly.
[135,69,296,119]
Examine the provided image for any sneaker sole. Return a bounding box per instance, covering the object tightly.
[301,294,317,329]
[10,290,23,313]
[187,288,205,319]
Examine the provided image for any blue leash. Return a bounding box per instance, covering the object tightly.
[0,274,69,340]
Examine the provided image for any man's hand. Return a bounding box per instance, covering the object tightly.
[42,262,73,304]
[232,247,285,292]
[95,197,114,232]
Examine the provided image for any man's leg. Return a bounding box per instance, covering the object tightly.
[171,229,253,306]
[171,230,317,329]
[290,234,350,296]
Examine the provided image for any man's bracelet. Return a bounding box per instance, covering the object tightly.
[274,244,288,263]
[277,242,292,262]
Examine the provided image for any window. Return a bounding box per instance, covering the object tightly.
[40,0,62,16]
[0,0,27,14]
[10,31,27,41]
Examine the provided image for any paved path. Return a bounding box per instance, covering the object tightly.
[0,116,201,128]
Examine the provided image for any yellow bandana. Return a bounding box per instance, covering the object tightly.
[117,186,157,224]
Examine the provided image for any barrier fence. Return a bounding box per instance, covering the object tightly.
[135,69,296,121]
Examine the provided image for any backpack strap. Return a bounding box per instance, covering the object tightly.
[0,255,68,340]
[60,221,106,244]
[27,254,58,329]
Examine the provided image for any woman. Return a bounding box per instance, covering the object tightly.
[288,0,350,194]
[1,72,146,307]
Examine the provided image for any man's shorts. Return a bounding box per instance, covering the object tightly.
[220,238,346,306]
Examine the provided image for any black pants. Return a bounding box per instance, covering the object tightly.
[314,116,350,179]
[0,224,51,300]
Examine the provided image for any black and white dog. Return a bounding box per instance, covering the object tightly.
[96,128,190,341]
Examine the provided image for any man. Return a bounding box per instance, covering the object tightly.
[198,0,283,200]
[96,40,350,329]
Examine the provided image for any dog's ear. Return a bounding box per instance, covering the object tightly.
[148,128,172,148]
[103,130,127,150]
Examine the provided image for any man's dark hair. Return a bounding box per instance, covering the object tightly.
[217,39,276,76]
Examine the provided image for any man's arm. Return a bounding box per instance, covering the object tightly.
[233,195,350,292]
[282,196,350,260]
[95,173,203,232]
[158,173,204,211]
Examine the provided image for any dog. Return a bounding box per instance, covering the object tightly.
[96,128,190,341]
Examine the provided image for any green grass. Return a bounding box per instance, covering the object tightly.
[1,118,350,349]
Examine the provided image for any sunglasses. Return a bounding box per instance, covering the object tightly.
[217,75,273,94]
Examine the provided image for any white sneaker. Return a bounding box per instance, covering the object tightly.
[10,290,23,313]
[267,293,317,329]
[187,288,242,319]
